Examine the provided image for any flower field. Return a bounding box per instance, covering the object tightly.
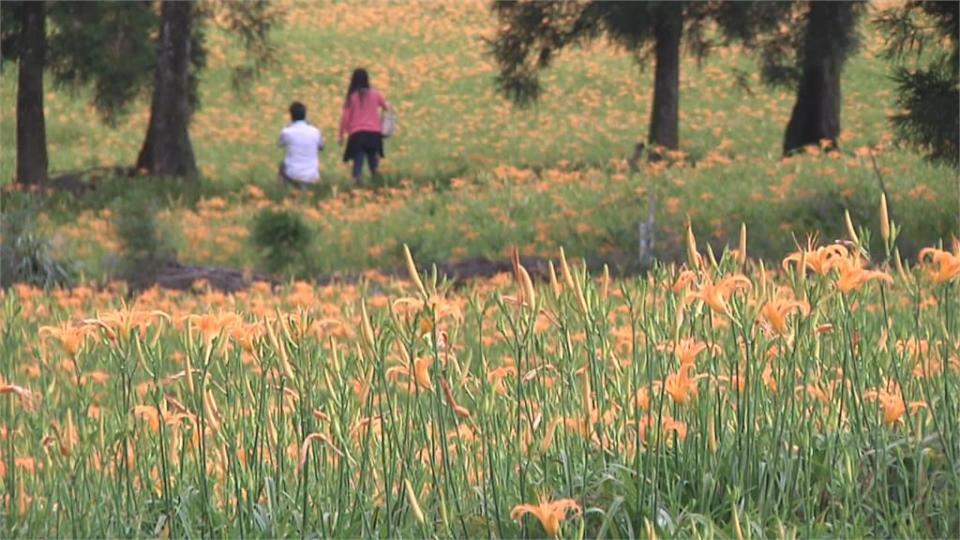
[1,1,957,279]
[2,1,959,536]
[3,227,958,537]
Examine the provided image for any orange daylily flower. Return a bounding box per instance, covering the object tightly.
[190,312,241,344]
[298,432,342,472]
[633,387,650,412]
[39,324,89,356]
[511,497,582,537]
[15,456,38,473]
[675,338,710,366]
[81,371,111,385]
[133,405,162,433]
[386,356,434,391]
[782,243,847,276]
[628,413,689,443]
[659,365,706,405]
[671,270,697,293]
[0,382,39,411]
[658,338,712,366]
[540,401,619,453]
[918,248,960,284]
[132,402,196,434]
[88,309,170,340]
[685,274,752,315]
[761,363,779,393]
[833,257,893,293]
[863,388,927,426]
[760,297,810,335]
[230,323,263,353]
[351,369,373,402]
[487,365,518,395]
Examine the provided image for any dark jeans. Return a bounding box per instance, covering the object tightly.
[351,149,379,181]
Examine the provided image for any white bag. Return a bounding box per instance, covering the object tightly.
[380,110,397,138]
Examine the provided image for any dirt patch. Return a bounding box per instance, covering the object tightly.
[132,254,643,296]
[4,243,665,296]
[127,260,276,294]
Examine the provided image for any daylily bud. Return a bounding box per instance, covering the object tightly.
[759,259,768,296]
[404,479,425,524]
[732,501,745,540]
[879,193,890,244]
[844,209,860,247]
[560,247,589,315]
[548,260,561,298]
[601,265,610,300]
[738,223,747,264]
[686,222,700,269]
[894,248,906,278]
[519,264,536,308]
[183,350,196,394]
[360,298,375,351]
[706,243,719,269]
[403,244,428,299]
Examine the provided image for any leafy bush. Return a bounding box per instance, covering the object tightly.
[0,198,74,288]
[250,208,312,275]
[112,192,177,279]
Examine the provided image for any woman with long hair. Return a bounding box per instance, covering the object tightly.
[338,68,391,185]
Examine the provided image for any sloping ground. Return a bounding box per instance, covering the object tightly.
[129,255,588,294]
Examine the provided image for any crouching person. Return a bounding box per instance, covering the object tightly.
[278,101,323,188]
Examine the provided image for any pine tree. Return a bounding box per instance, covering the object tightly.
[1,0,277,183]
[781,1,862,155]
[136,0,200,178]
[1,1,157,184]
[876,1,959,166]
[491,1,867,160]
[490,1,724,157]
[135,0,277,179]
[11,1,47,185]
[715,1,864,156]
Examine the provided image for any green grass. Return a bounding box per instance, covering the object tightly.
[0,2,956,281]
[0,3,954,182]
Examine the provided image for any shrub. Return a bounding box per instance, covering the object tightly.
[0,198,75,289]
[112,193,177,280]
[250,208,312,275]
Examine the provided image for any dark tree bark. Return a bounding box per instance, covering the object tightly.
[16,1,48,185]
[648,3,682,155]
[782,1,856,156]
[136,0,197,178]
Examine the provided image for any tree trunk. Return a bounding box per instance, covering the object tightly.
[16,1,48,185]
[136,0,197,178]
[782,1,854,155]
[648,3,682,157]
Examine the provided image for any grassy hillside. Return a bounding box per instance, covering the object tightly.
[1,4,958,537]
[0,0,956,280]
[0,2,952,181]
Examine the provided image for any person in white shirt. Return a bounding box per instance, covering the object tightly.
[277,101,324,187]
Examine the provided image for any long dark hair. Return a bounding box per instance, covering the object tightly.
[345,68,370,106]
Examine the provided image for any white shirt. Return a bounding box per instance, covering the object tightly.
[278,120,324,183]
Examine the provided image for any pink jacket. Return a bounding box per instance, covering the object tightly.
[339,89,388,138]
